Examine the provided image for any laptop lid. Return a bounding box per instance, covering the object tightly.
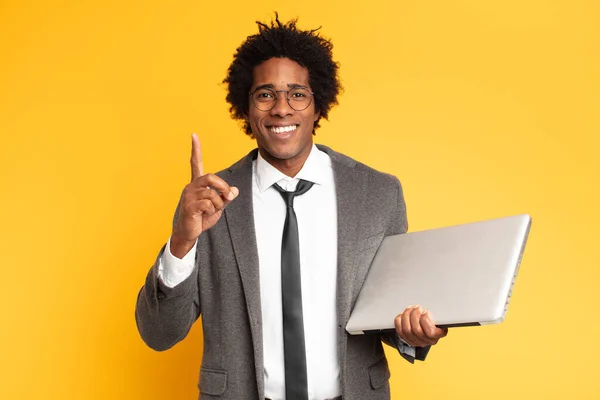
[346,214,532,335]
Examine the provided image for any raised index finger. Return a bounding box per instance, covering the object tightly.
[191,133,204,182]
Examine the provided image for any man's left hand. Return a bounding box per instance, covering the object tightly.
[394,305,448,347]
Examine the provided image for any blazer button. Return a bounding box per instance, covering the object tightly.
[157,291,166,300]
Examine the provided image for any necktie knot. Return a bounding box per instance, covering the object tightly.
[273,179,314,207]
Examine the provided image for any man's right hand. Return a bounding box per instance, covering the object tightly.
[170,134,239,258]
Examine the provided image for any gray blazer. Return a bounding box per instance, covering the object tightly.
[136,145,424,400]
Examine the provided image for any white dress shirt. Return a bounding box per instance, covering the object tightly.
[159,145,340,400]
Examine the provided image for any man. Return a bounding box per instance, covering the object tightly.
[136,15,448,400]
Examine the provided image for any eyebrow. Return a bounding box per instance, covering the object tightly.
[252,83,310,91]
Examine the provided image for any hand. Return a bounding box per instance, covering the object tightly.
[171,134,239,257]
[394,305,448,348]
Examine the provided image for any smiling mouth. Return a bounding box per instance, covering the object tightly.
[269,125,298,134]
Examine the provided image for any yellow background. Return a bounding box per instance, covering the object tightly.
[1,0,598,398]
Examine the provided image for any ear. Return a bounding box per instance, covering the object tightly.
[313,110,320,122]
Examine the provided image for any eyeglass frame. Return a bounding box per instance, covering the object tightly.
[248,86,315,112]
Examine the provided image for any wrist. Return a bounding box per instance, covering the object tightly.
[170,232,197,259]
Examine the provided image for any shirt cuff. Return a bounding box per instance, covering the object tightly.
[396,336,417,358]
[157,236,197,288]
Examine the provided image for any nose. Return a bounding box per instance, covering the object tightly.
[270,94,293,117]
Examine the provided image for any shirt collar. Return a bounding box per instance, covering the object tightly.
[255,144,331,193]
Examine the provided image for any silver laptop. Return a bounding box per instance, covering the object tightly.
[346,214,532,335]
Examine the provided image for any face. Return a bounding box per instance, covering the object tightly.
[247,57,320,175]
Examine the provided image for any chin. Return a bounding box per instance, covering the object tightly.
[265,147,299,161]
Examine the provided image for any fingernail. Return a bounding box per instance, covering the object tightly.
[422,310,428,315]
[228,191,235,200]
[407,305,413,309]
[413,304,420,309]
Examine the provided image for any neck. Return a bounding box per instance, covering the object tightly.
[261,154,305,177]
[259,146,312,178]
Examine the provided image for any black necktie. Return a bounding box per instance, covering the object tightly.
[273,179,314,400]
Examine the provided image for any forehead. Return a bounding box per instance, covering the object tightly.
[251,57,310,89]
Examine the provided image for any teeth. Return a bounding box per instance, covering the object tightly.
[270,125,297,134]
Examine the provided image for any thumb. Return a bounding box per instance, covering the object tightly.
[222,186,240,207]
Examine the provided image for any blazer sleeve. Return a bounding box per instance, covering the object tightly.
[380,176,432,362]
[135,198,201,351]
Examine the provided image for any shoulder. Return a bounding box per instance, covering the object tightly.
[214,149,258,179]
[318,144,408,234]
[316,144,400,186]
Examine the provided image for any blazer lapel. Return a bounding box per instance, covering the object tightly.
[318,145,368,325]
[222,149,265,398]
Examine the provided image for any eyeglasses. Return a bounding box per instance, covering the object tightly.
[249,87,314,112]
